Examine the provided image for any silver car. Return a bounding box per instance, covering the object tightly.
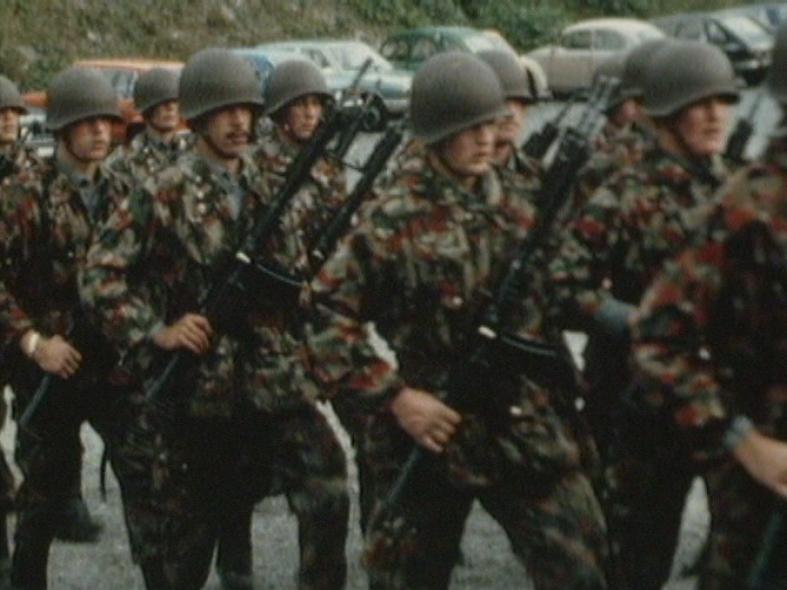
[528,18,665,96]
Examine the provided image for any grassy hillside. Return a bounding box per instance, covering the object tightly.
[0,0,764,90]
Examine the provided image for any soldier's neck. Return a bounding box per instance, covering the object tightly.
[427,152,481,193]
[56,143,100,181]
[0,142,14,155]
[195,137,243,176]
[146,125,177,145]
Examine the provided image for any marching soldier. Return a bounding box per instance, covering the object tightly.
[0,76,40,184]
[632,22,787,588]
[0,67,132,589]
[569,39,670,214]
[81,48,348,590]
[306,51,608,589]
[548,41,739,589]
[108,67,189,183]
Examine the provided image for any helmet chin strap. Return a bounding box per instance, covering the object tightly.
[664,122,720,190]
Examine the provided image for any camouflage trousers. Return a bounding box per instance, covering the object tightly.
[11,368,163,589]
[361,411,609,590]
[698,459,786,589]
[154,403,349,590]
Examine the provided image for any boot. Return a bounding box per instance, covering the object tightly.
[10,518,51,590]
[140,558,173,590]
[53,496,102,543]
[215,506,254,590]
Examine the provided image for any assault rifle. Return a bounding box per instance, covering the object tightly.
[145,105,361,403]
[725,91,765,165]
[521,96,575,161]
[311,119,406,264]
[368,80,618,531]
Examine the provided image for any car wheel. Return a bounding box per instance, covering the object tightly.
[361,95,388,132]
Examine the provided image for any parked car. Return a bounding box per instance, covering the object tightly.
[230,47,303,91]
[527,18,664,96]
[380,26,513,71]
[719,3,787,32]
[23,58,184,143]
[652,11,773,84]
[256,40,412,130]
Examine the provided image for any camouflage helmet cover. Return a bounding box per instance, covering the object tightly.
[133,67,180,115]
[179,48,263,122]
[410,52,508,145]
[46,67,122,131]
[0,75,27,114]
[264,59,332,117]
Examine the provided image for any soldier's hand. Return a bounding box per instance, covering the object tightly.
[33,335,82,379]
[152,314,213,355]
[734,430,787,499]
[390,387,462,454]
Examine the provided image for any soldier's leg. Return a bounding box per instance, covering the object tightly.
[361,413,473,590]
[268,406,349,590]
[52,430,101,543]
[215,504,254,590]
[607,445,695,589]
[480,470,607,590]
[700,460,777,590]
[11,417,83,589]
[91,388,172,589]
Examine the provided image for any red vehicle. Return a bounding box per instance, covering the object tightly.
[24,58,184,144]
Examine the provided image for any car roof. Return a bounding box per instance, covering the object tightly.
[73,58,182,72]
[564,18,663,34]
[385,26,484,38]
[260,39,369,49]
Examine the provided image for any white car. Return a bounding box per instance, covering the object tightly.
[528,18,665,96]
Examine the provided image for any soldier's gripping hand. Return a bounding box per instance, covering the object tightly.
[21,331,82,379]
[152,314,213,355]
[734,430,787,500]
[390,387,462,454]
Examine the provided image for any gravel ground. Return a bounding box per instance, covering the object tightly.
[8,88,778,588]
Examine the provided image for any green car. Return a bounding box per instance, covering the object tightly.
[380,26,515,71]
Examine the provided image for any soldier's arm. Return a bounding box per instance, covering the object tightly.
[632,243,741,462]
[79,186,165,358]
[0,186,44,352]
[547,181,628,332]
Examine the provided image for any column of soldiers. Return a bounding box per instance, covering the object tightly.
[0,23,781,590]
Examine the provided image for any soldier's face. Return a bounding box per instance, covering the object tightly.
[203,105,253,159]
[497,99,527,145]
[439,120,497,178]
[673,96,732,157]
[281,95,323,144]
[0,108,21,146]
[65,116,113,162]
[610,99,639,128]
[148,100,180,133]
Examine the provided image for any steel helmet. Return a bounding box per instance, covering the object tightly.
[768,21,787,104]
[644,40,739,118]
[264,59,332,117]
[620,38,672,101]
[133,68,180,116]
[46,67,122,131]
[410,52,508,145]
[179,48,263,122]
[0,76,27,114]
[477,50,535,103]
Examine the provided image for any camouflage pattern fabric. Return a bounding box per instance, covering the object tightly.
[570,122,652,217]
[307,152,608,589]
[0,155,160,587]
[82,145,349,589]
[632,136,787,589]
[0,144,41,186]
[548,144,729,590]
[107,129,192,185]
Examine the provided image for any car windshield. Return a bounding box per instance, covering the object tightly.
[328,43,393,71]
[461,33,498,53]
[636,28,664,42]
[718,15,772,44]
